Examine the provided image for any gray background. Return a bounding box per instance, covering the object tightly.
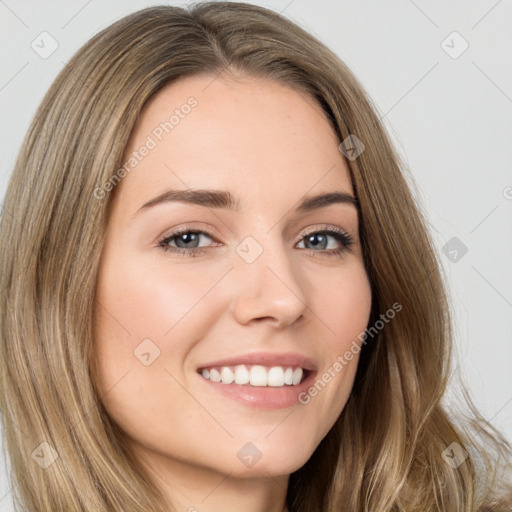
[1,1,511,509]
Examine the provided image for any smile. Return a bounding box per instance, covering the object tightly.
[198,364,306,387]
[196,351,317,408]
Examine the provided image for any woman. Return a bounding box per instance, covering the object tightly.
[0,3,510,511]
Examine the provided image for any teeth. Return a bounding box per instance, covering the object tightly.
[200,364,305,387]
[209,368,221,383]
[234,364,250,384]
[220,367,234,384]
[292,368,303,385]
[250,365,267,386]
[267,366,285,387]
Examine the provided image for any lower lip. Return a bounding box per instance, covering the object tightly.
[198,371,317,409]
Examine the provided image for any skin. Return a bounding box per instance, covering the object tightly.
[93,72,372,512]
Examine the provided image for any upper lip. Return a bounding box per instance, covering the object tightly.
[197,351,317,371]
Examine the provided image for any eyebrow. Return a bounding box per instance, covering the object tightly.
[133,188,358,217]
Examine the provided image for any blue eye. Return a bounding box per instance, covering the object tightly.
[297,230,353,255]
[157,226,217,257]
[164,231,209,249]
[157,225,354,258]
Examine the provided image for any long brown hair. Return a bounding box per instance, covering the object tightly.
[0,3,510,511]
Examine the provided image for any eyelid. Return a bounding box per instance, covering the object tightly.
[158,223,219,242]
[294,223,352,243]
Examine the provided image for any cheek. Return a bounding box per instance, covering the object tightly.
[91,252,232,408]
[91,255,213,451]
[301,264,372,421]
[310,261,372,352]
[94,252,229,344]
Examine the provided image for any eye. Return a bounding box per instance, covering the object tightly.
[296,227,354,257]
[157,225,354,258]
[157,226,217,256]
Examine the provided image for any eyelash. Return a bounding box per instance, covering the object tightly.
[157,224,354,259]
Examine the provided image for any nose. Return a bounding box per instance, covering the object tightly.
[230,236,308,329]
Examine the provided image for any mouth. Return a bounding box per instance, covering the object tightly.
[196,352,317,409]
[197,364,310,387]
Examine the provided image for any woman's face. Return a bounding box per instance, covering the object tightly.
[93,73,372,482]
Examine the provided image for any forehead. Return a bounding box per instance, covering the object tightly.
[114,73,353,212]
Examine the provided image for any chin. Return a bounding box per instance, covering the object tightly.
[214,435,318,479]
[225,456,311,480]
